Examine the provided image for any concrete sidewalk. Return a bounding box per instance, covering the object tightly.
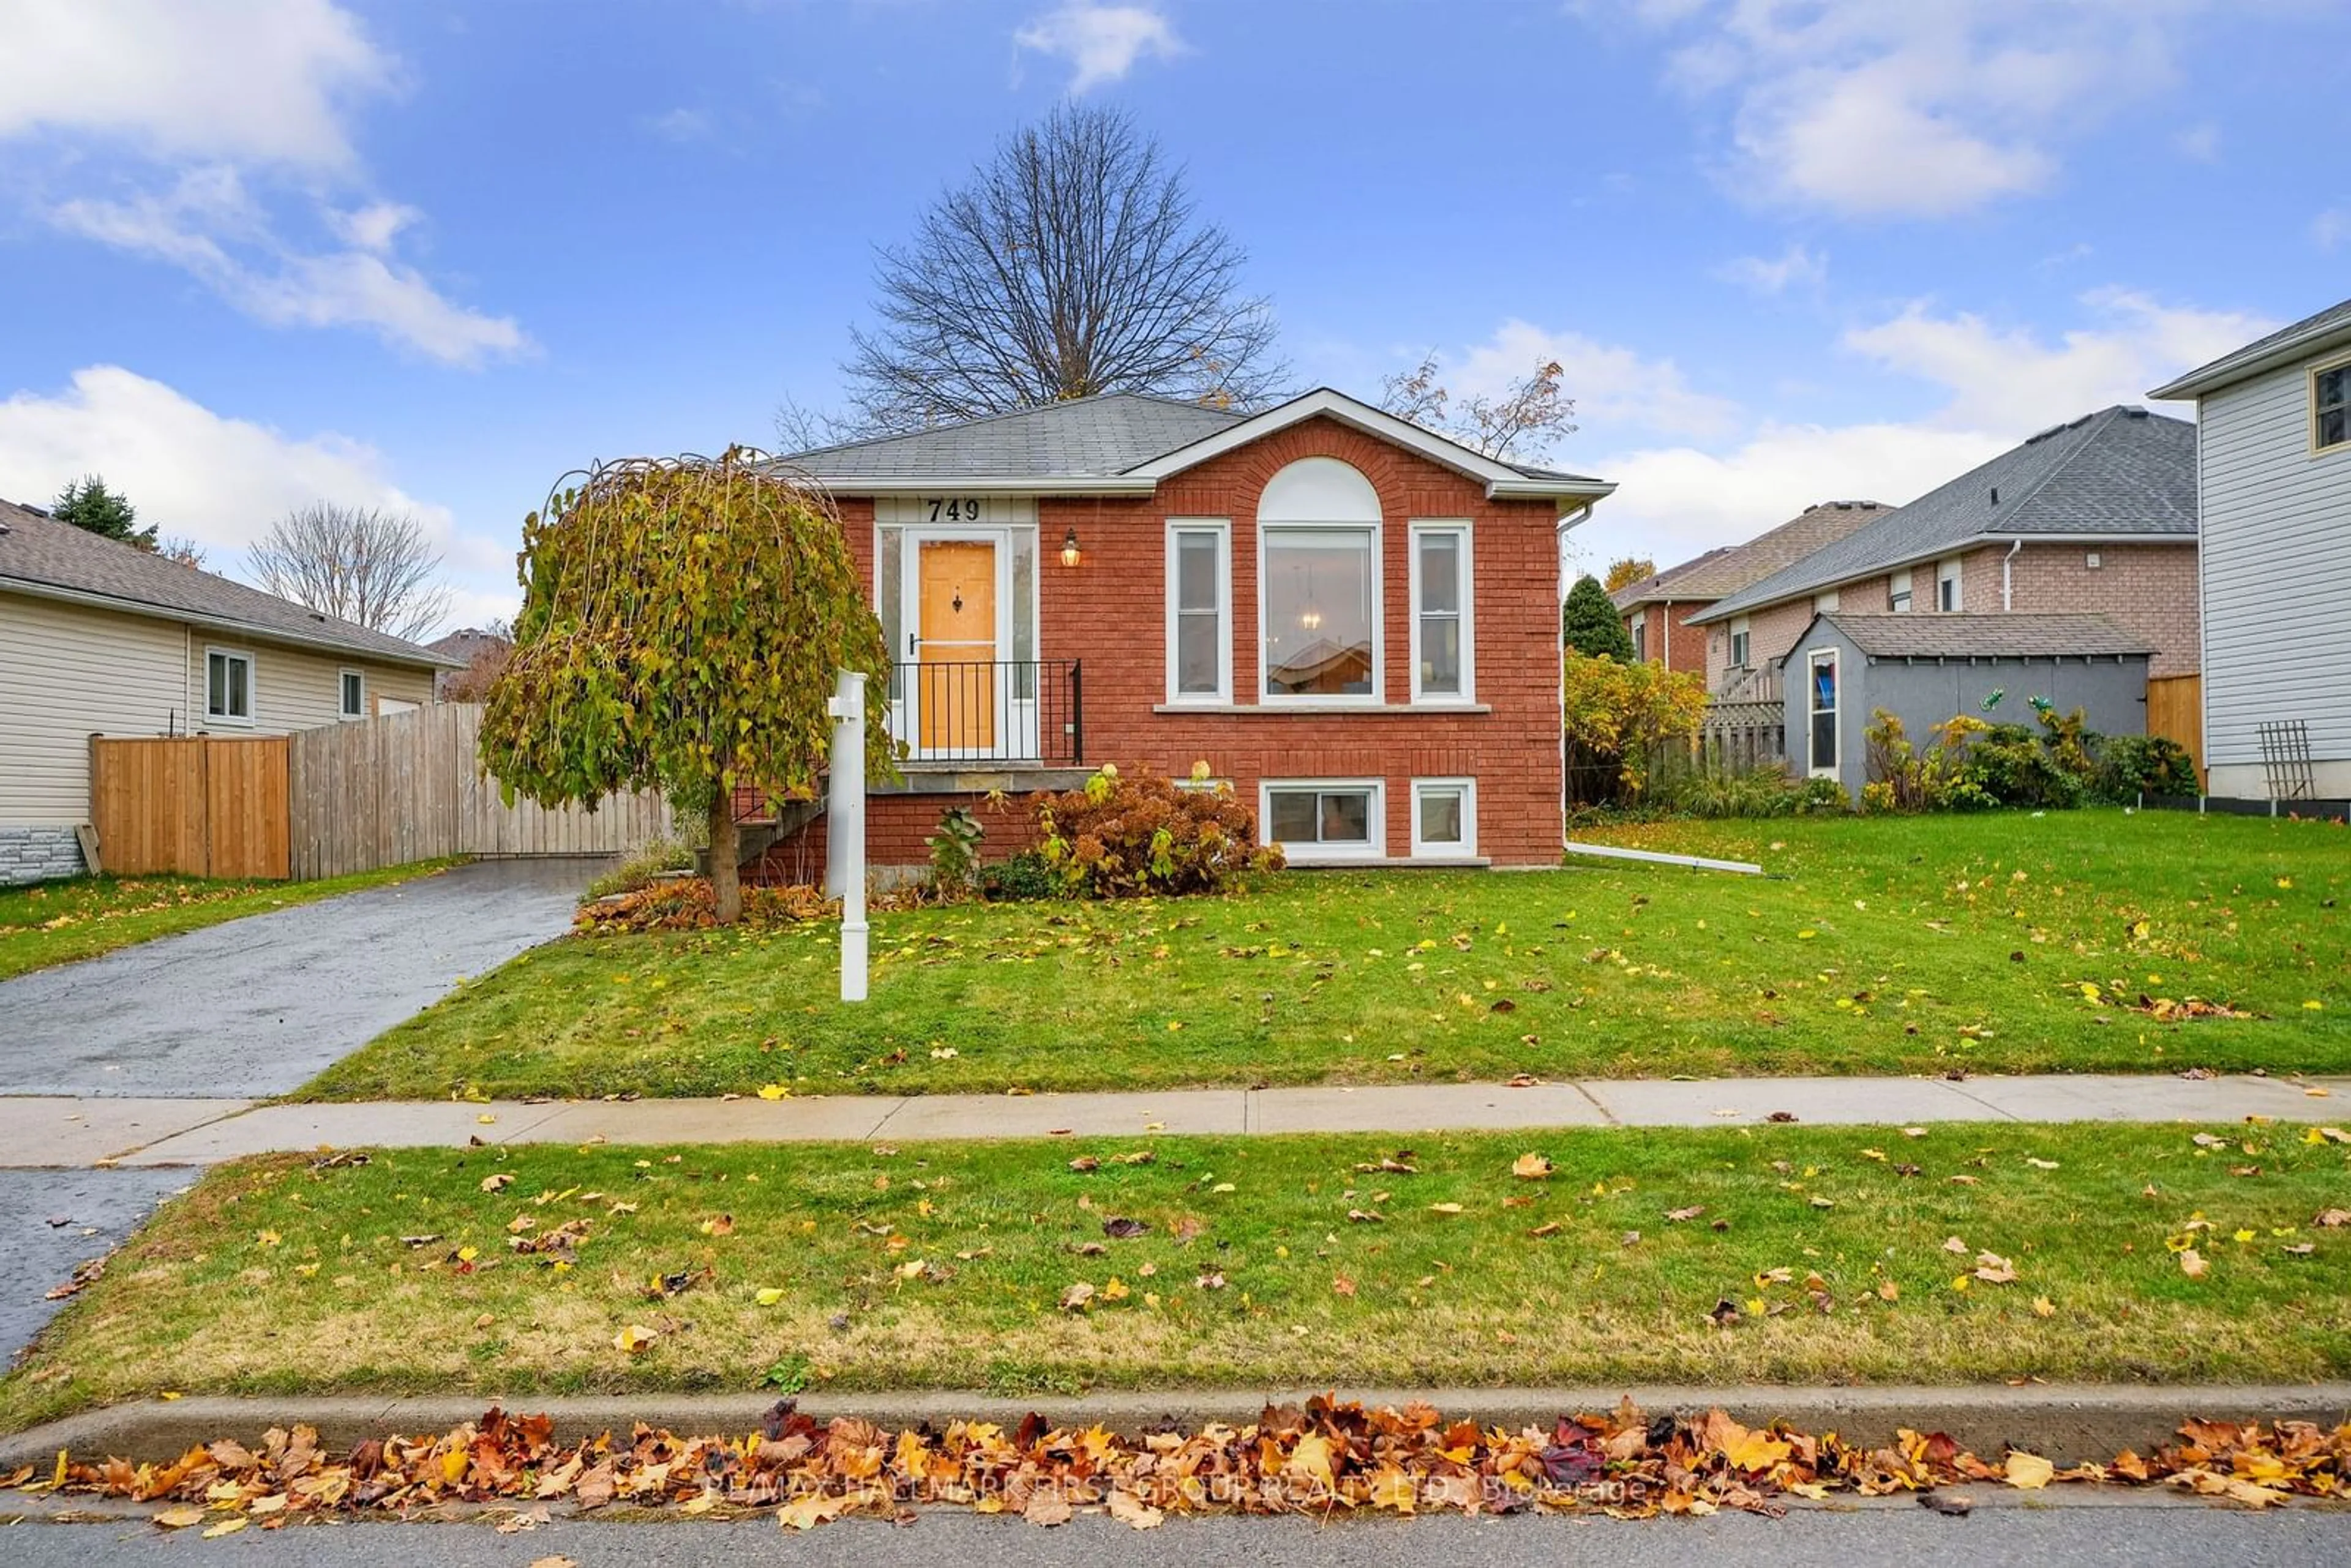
[1,1071,2342,1168]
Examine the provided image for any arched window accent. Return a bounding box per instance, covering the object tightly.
[1258,458,1381,700]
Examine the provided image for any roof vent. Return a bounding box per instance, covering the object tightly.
[1989,486,2000,505]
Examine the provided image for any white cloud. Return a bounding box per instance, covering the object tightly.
[0,0,392,169]
[0,366,508,636]
[1623,1,2207,217]
[1575,421,2008,569]
[1716,242,1828,295]
[2,2,523,366]
[49,168,527,368]
[641,108,714,144]
[1014,4,1185,92]
[1843,288,2278,430]
[1436,318,1743,445]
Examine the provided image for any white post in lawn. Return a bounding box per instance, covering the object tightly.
[827,669,869,1003]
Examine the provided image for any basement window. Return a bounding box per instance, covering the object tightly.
[1262,780,1383,862]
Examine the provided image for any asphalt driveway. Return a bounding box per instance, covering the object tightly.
[0,858,601,1099]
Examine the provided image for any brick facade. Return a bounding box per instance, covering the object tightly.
[774,416,1567,877]
[1622,600,1709,676]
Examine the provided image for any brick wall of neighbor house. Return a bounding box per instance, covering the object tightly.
[822,415,1567,866]
[1625,601,1709,676]
[0,825,86,885]
[1708,596,1817,694]
[1999,542,2200,677]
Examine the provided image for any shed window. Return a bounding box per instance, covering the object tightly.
[1807,650,1838,776]
[2316,360,2349,452]
[206,649,252,724]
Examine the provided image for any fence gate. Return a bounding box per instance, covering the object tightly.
[89,736,292,879]
[2145,674,2205,790]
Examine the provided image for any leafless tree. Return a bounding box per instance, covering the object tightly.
[248,503,451,642]
[155,535,210,569]
[437,619,512,702]
[1379,353,1578,463]
[842,103,1285,432]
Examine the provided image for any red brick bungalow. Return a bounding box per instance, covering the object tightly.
[749,389,1614,882]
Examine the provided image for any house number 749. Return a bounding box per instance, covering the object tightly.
[926,497,983,522]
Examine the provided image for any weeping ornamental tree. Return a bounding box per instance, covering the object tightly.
[479,450,893,923]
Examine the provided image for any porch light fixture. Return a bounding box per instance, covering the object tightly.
[1060,527,1081,568]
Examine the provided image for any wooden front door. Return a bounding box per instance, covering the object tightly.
[915,538,998,752]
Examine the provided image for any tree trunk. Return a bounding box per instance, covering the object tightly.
[707,790,742,925]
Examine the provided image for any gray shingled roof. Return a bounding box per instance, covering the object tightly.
[1611,501,1890,610]
[0,499,456,667]
[1802,610,2153,662]
[779,388,1606,487]
[2150,296,2351,400]
[1692,407,2194,625]
[781,392,1247,479]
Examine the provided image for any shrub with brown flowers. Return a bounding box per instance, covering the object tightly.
[1036,762,1283,898]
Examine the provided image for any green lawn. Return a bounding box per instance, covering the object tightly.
[0,861,459,981]
[301,811,2350,1101]
[9,1121,2349,1435]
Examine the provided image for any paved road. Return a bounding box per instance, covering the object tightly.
[0,1168,187,1359]
[0,859,599,1099]
[4,1504,2348,1566]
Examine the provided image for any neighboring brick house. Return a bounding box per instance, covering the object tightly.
[749,388,1614,882]
[1687,407,2200,697]
[1609,501,1888,686]
[2151,296,2351,804]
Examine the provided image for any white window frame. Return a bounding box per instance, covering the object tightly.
[1406,520,1473,703]
[1936,557,1963,612]
[2314,353,2351,456]
[1409,776,1477,859]
[1729,616,1752,669]
[1163,519,1231,704]
[1630,615,1646,662]
[1258,520,1384,705]
[1889,569,1913,613]
[338,668,367,721]
[1259,778,1386,863]
[204,646,255,727]
[1807,649,1839,778]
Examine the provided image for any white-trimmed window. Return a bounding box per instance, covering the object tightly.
[1889,569,1913,613]
[1807,650,1839,777]
[1729,616,1752,669]
[205,648,253,725]
[1630,615,1646,662]
[1258,457,1383,703]
[1936,557,1963,612]
[1262,779,1384,862]
[1814,589,1840,612]
[2315,357,2350,453]
[1410,778,1476,859]
[1165,520,1230,703]
[339,669,366,720]
[1408,520,1472,702]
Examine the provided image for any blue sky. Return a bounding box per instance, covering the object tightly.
[2,0,2345,632]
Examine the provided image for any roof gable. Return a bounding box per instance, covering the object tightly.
[0,500,457,667]
[1611,501,1888,609]
[2150,296,2351,400]
[1692,407,2194,625]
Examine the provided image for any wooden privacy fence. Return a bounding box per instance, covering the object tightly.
[287,703,673,879]
[2146,673,2205,787]
[90,736,291,879]
[1696,698,1787,774]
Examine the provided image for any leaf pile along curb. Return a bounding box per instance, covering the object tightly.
[4,1398,2342,1531]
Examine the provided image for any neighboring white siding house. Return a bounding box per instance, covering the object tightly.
[2153,298,2351,800]
[0,499,456,883]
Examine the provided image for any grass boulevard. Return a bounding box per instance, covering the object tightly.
[299,811,2350,1101]
[9,1119,2350,1435]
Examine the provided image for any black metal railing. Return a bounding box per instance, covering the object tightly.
[888,659,1082,767]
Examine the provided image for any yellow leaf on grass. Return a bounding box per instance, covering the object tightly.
[757,1084,788,1100]
[755,1287,786,1307]
[2179,1248,2209,1278]
[700,1215,735,1237]
[1511,1153,1554,1179]
[2005,1451,2055,1490]
[1428,1202,1465,1215]
[614,1324,658,1354]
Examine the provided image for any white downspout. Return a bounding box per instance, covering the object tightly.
[1661,599,1671,667]
[2001,539,2022,611]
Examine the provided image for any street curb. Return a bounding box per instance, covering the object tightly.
[9,1384,2351,1469]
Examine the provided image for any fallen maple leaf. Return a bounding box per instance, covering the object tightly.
[2004,1452,2055,1490]
[1058,1282,1095,1312]
[2179,1248,2210,1279]
[1666,1206,1706,1222]
[613,1324,658,1354]
[1107,1489,1164,1529]
[1512,1152,1554,1179]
